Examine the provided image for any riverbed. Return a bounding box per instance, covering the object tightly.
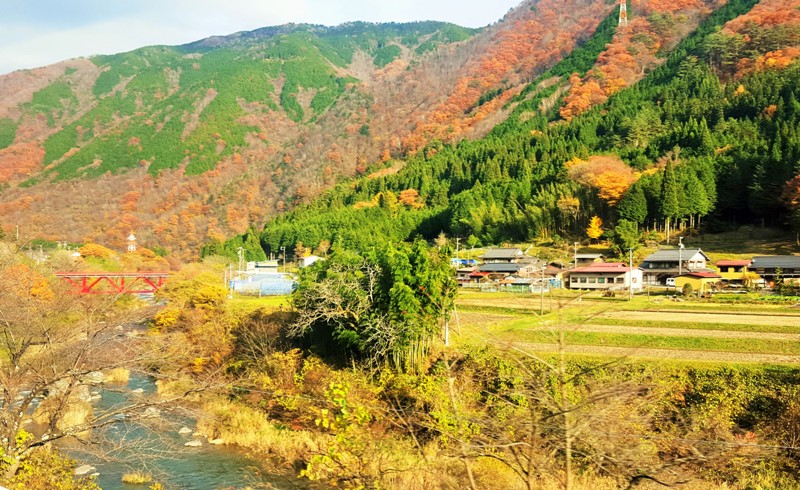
[65,372,308,490]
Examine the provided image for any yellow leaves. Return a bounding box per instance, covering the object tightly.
[567,155,639,206]
[79,242,115,259]
[586,215,604,240]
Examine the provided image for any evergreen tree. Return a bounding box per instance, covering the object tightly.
[617,183,648,225]
[659,157,680,241]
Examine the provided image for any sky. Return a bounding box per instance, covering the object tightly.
[0,0,522,75]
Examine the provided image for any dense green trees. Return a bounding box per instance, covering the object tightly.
[290,239,455,371]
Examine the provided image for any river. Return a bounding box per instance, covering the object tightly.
[64,372,309,490]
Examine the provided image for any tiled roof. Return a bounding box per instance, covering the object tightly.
[481,248,523,259]
[751,256,800,268]
[477,263,526,273]
[571,263,635,273]
[643,248,709,262]
[716,260,751,267]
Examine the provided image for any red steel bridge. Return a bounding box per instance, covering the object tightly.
[55,272,170,294]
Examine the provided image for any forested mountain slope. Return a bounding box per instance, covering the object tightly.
[0,0,619,257]
[239,0,800,260]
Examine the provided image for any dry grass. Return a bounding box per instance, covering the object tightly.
[103,367,130,384]
[121,470,152,484]
[197,398,319,463]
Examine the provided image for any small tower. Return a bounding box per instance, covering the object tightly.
[619,0,628,27]
[127,233,137,253]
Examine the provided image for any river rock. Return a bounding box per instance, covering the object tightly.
[208,438,225,445]
[131,388,145,395]
[74,464,96,476]
[143,407,160,419]
[184,440,202,447]
[84,371,105,385]
[178,427,193,435]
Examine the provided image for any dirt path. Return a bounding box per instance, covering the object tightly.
[537,324,800,341]
[495,341,800,364]
[602,310,800,327]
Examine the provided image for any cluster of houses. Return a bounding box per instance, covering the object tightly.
[456,247,800,294]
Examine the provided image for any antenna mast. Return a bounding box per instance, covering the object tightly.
[619,0,628,27]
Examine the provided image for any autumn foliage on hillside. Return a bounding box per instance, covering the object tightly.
[719,0,800,78]
[561,0,725,120]
[403,0,616,150]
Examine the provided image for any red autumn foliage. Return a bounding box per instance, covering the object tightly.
[561,0,724,119]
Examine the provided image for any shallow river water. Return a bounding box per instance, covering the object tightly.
[66,373,307,490]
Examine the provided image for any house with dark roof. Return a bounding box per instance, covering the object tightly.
[750,256,800,282]
[575,253,605,267]
[480,248,532,263]
[567,262,642,291]
[639,248,711,285]
[470,262,540,282]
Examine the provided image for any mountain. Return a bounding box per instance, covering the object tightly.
[2,0,799,259]
[226,0,800,260]
[0,0,619,257]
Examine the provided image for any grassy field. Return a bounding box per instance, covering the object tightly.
[455,288,800,363]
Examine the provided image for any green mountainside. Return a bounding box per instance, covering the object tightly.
[27,22,476,182]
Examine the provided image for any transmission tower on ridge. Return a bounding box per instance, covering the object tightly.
[619,0,628,27]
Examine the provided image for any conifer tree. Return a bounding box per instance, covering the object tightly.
[660,157,680,241]
[617,184,648,226]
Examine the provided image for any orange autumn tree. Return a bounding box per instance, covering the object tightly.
[567,155,640,205]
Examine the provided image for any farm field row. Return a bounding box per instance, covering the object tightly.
[455,290,800,364]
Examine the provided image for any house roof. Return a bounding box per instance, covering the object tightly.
[575,253,604,259]
[570,263,637,274]
[477,263,526,273]
[751,256,800,269]
[716,260,751,267]
[679,272,722,279]
[642,248,709,262]
[480,248,524,260]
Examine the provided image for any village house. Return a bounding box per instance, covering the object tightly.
[675,271,723,294]
[715,259,753,285]
[470,262,541,283]
[480,248,532,263]
[567,262,642,291]
[639,248,711,286]
[750,256,800,284]
[575,253,605,267]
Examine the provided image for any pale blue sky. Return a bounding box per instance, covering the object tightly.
[0,0,522,75]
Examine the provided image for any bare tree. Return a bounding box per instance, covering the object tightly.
[0,246,211,479]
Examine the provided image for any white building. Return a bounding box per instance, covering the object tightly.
[567,262,643,291]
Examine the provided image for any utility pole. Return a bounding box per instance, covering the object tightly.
[455,237,460,264]
[237,247,244,273]
[628,248,634,301]
[678,236,685,277]
[280,246,286,272]
[573,242,578,269]
[540,265,546,316]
